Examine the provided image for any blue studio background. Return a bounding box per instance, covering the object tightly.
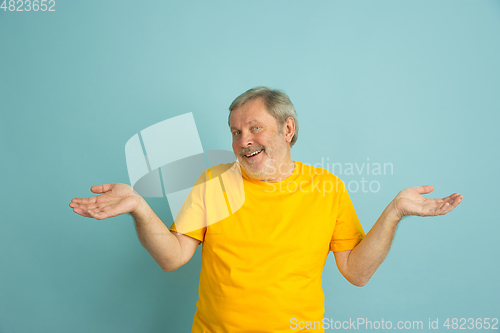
[1,1,499,332]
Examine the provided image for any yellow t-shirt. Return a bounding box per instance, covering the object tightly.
[170,161,365,333]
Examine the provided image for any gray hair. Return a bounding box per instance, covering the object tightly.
[228,87,299,147]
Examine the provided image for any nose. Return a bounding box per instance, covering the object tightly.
[238,132,254,149]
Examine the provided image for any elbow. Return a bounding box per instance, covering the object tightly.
[343,268,374,287]
[340,270,370,287]
[162,262,182,273]
[162,259,186,273]
[348,275,370,287]
[351,280,368,287]
[163,266,177,273]
[160,260,178,272]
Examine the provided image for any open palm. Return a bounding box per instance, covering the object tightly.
[69,183,141,220]
[393,185,463,219]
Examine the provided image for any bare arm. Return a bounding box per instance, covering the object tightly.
[334,185,463,287]
[69,183,200,272]
[333,201,399,287]
[131,197,201,272]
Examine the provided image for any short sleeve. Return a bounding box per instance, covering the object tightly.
[330,180,365,252]
[169,163,242,243]
[169,170,209,243]
[170,219,206,243]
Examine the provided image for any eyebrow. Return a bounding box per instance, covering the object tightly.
[230,119,258,131]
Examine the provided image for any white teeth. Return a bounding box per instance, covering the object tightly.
[245,149,263,157]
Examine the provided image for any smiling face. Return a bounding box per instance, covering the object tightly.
[229,97,295,182]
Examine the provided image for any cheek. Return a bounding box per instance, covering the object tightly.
[262,135,274,147]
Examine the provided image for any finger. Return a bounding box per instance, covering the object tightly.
[443,193,461,202]
[438,196,462,215]
[87,209,103,220]
[450,195,463,207]
[443,202,456,214]
[441,196,455,205]
[69,202,85,210]
[432,193,461,206]
[88,208,110,220]
[430,202,449,216]
[415,185,434,195]
[84,203,99,210]
[439,202,450,211]
[71,196,98,204]
[72,207,92,218]
[71,202,100,211]
[441,194,462,208]
[91,184,114,194]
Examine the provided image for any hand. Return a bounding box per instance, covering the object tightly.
[69,183,142,220]
[392,185,463,220]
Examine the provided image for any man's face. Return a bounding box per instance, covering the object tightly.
[229,98,291,181]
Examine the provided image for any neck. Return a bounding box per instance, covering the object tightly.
[261,158,295,183]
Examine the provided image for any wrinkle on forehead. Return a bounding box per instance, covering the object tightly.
[230,119,259,131]
[229,97,273,127]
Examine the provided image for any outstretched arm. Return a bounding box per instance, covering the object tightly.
[69,183,200,272]
[334,185,462,287]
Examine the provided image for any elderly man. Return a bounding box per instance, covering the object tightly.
[69,87,462,332]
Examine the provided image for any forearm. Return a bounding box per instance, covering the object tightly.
[345,201,401,286]
[130,197,182,272]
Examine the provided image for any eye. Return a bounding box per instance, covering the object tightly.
[232,131,241,136]
[253,126,261,130]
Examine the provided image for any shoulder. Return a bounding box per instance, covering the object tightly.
[207,162,238,177]
[192,162,237,186]
[295,161,349,196]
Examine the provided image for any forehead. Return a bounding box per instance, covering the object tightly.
[229,98,276,128]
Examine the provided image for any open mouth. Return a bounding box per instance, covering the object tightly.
[244,149,264,159]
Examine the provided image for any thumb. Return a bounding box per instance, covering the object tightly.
[90,183,114,193]
[415,185,434,195]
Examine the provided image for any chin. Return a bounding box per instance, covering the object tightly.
[239,161,269,180]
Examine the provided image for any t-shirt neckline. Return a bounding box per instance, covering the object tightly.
[238,160,301,186]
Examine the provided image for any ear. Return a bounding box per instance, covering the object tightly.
[282,117,295,144]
